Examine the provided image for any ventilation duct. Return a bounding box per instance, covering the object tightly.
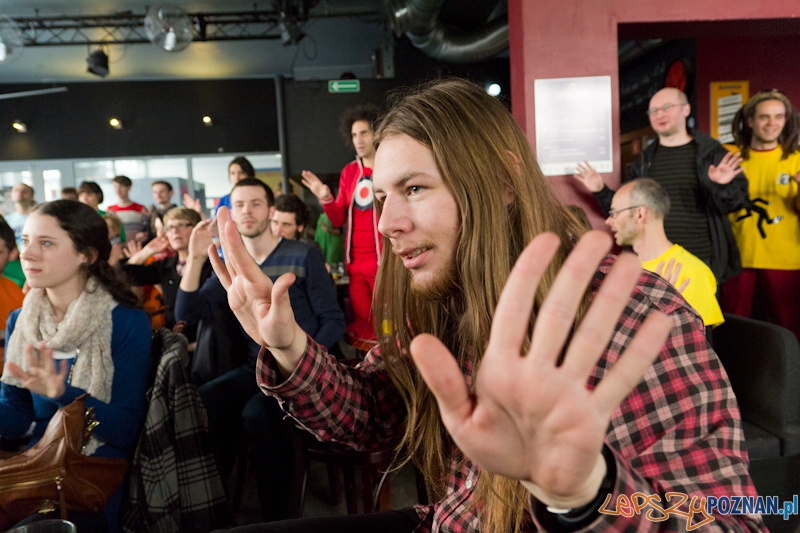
[385,0,508,63]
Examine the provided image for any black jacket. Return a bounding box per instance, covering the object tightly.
[121,255,214,341]
[594,131,750,283]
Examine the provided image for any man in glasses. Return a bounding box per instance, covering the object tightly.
[722,90,800,339]
[606,178,723,329]
[574,87,751,286]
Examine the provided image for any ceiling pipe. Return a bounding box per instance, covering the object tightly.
[385,0,508,63]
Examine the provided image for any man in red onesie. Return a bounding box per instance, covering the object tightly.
[302,104,381,351]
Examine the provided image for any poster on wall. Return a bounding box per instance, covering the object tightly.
[710,81,749,144]
[534,76,613,176]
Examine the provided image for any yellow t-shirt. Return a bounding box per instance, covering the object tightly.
[641,244,724,327]
[726,145,800,270]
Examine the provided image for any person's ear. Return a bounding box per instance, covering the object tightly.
[269,206,276,218]
[298,224,305,233]
[80,248,99,267]
[9,247,19,262]
[682,104,691,118]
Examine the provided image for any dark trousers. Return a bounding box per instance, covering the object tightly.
[214,508,421,533]
[198,362,293,522]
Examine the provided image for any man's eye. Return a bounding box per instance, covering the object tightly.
[409,186,422,195]
[41,240,52,247]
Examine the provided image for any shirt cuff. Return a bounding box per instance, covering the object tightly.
[256,334,327,399]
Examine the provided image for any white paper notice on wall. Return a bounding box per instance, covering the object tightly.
[534,76,613,177]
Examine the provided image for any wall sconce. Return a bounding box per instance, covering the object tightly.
[202,115,212,127]
[12,120,26,133]
[109,118,122,130]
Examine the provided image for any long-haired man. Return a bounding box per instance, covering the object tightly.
[212,80,763,532]
[722,89,800,339]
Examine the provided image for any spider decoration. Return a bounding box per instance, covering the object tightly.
[735,198,782,238]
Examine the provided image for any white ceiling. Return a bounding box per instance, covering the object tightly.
[0,1,386,83]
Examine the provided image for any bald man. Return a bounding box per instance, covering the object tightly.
[575,87,752,285]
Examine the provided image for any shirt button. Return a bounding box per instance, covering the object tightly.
[465,480,473,489]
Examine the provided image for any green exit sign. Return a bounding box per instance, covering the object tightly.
[328,80,360,93]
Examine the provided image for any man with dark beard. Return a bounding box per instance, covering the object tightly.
[211,80,763,532]
[176,178,344,522]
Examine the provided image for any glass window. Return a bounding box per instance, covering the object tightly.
[191,154,282,213]
[42,169,62,201]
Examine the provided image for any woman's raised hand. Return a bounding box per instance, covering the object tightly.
[7,343,68,399]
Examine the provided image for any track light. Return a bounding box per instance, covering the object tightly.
[87,50,109,77]
[12,120,26,133]
[202,115,212,126]
[109,118,122,129]
[278,14,305,46]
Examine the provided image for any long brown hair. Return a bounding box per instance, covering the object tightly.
[372,79,590,533]
[732,90,800,160]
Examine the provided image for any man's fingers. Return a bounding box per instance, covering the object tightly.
[529,231,612,366]
[410,334,473,431]
[677,278,690,292]
[672,262,682,282]
[561,252,641,380]
[270,273,296,319]
[209,245,232,290]
[594,311,672,414]
[487,233,561,358]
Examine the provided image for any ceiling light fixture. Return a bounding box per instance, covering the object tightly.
[278,13,305,46]
[12,120,26,133]
[87,49,109,77]
[202,115,212,126]
[0,15,24,63]
[144,5,193,52]
[109,118,122,129]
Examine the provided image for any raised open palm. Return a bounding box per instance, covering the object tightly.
[410,232,672,508]
[209,207,305,367]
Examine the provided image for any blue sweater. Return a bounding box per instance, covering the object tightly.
[175,238,345,362]
[1,306,152,459]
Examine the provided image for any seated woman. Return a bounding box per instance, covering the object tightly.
[120,207,212,345]
[1,200,151,533]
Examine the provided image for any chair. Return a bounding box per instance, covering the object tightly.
[713,314,800,533]
[712,313,800,459]
[285,420,397,517]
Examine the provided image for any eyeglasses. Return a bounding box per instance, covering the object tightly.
[165,222,193,232]
[607,205,641,218]
[646,103,685,116]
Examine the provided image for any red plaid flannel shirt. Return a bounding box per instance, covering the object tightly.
[257,257,766,532]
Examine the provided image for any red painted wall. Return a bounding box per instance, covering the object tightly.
[508,0,800,228]
[696,35,800,134]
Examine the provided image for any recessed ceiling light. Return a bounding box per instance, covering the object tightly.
[109,118,122,129]
[12,120,26,133]
[202,115,212,126]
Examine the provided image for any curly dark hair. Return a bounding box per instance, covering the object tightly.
[32,200,139,308]
[338,103,380,147]
[732,90,800,160]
